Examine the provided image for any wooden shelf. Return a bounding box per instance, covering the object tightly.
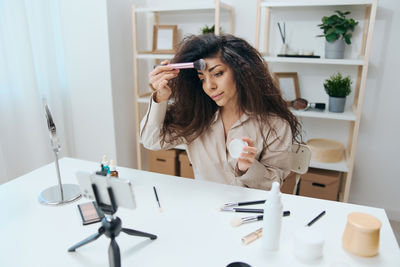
[135,2,232,13]
[291,107,356,121]
[261,0,373,8]
[310,159,349,172]
[264,56,364,66]
[256,0,378,201]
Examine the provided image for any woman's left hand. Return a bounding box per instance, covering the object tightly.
[237,136,258,173]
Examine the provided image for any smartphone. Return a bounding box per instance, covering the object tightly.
[76,171,137,210]
[77,201,104,225]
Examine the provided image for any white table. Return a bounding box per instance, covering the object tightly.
[1,158,399,267]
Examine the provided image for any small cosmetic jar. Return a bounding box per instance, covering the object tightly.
[342,212,381,257]
[228,138,248,159]
[293,227,324,261]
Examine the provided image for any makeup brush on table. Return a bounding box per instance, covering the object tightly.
[153,59,206,70]
[221,200,266,208]
[231,211,291,227]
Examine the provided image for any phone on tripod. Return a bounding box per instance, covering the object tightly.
[76,171,137,210]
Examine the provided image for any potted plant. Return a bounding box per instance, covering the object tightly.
[317,10,358,59]
[324,73,352,113]
[201,24,222,35]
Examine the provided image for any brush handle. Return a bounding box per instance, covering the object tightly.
[244,211,290,220]
[234,208,264,213]
[237,200,266,206]
[153,62,194,69]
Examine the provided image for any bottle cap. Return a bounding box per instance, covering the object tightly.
[109,160,116,171]
[102,155,108,165]
[228,138,248,159]
[268,182,281,204]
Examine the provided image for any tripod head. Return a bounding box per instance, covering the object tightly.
[72,172,156,267]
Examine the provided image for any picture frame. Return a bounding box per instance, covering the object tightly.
[152,25,178,54]
[273,72,301,103]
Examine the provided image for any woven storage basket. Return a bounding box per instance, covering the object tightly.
[306,138,344,163]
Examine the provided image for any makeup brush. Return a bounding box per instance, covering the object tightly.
[153,59,206,70]
[231,211,291,227]
[290,98,325,111]
[219,207,264,213]
[231,215,263,227]
[222,200,266,208]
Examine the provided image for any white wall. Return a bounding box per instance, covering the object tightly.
[106,0,145,168]
[349,0,400,220]
[59,0,117,163]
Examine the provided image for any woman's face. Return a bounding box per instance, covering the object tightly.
[197,57,238,108]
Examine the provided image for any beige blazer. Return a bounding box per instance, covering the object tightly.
[140,95,292,191]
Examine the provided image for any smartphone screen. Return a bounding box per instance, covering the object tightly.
[77,201,104,225]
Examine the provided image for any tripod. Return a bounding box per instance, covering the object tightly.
[68,183,157,267]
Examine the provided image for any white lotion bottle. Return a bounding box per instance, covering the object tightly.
[262,181,283,250]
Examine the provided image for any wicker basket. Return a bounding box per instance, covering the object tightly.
[306,138,344,163]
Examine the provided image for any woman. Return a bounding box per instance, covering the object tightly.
[140,34,301,190]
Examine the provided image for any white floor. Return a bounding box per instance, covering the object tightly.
[389,220,400,247]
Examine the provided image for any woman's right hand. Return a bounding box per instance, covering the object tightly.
[149,60,179,103]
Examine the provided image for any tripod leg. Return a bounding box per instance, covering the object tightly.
[121,228,157,240]
[109,238,121,267]
[68,227,105,252]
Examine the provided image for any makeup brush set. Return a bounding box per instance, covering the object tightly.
[218,200,290,245]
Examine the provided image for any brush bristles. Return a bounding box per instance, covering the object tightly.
[231,218,243,227]
[194,59,206,70]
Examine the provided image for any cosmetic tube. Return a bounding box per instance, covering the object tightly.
[261,182,283,250]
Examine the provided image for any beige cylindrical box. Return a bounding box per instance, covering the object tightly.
[342,212,382,257]
[307,138,344,163]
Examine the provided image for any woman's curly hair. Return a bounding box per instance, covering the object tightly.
[161,34,301,147]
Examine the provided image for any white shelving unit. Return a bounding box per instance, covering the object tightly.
[132,1,234,170]
[255,0,377,202]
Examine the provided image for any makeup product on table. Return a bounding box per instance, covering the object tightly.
[241,213,291,245]
[231,211,290,227]
[220,207,264,213]
[108,160,118,178]
[306,210,326,226]
[220,207,290,214]
[96,155,110,176]
[342,212,381,257]
[242,228,262,245]
[222,199,265,208]
[153,186,162,212]
[153,59,206,70]
[294,227,324,261]
[228,138,248,159]
[77,202,104,225]
[293,210,326,261]
[290,98,326,111]
[227,262,252,267]
[262,181,283,250]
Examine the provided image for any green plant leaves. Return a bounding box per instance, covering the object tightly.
[324,73,352,97]
[317,11,358,44]
[326,33,338,42]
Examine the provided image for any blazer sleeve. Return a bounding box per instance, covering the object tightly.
[235,118,292,191]
[140,93,184,150]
